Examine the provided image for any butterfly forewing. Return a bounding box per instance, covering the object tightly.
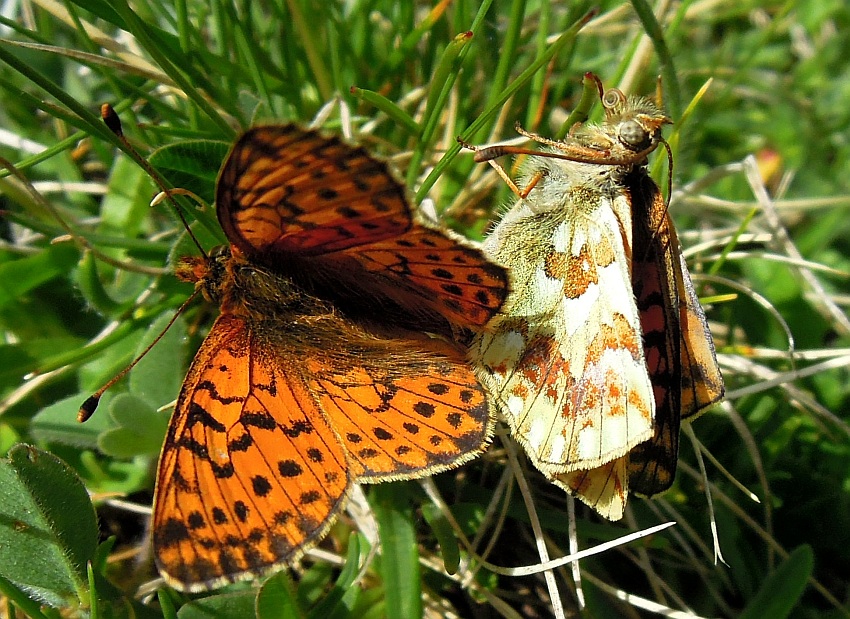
[625,169,724,496]
[675,247,725,420]
[217,126,508,335]
[217,126,412,256]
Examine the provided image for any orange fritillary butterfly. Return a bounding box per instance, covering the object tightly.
[470,82,723,520]
[149,125,508,590]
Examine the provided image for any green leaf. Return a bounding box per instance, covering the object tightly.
[128,312,187,410]
[91,311,185,456]
[87,538,164,619]
[372,484,420,619]
[31,393,115,449]
[99,156,152,236]
[75,251,123,316]
[0,574,51,619]
[98,394,169,457]
[739,545,814,619]
[0,245,79,310]
[148,139,232,205]
[176,589,257,619]
[308,534,363,619]
[256,571,303,619]
[0,424,19,454]
[0,444,98,608]
[159,587,179,619]
[421,502,460,575]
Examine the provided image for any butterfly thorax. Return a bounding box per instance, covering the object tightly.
[519,156,628,215]
[176,246,332,323]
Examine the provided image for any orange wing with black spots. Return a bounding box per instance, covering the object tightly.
[217,126,508,332]
[154,315,350,589]
[154,310,491,591]
[153,125,509,591]
[217,125,413,256]
[310,340,489,481]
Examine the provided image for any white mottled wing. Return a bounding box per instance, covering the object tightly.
[473,184,654,474]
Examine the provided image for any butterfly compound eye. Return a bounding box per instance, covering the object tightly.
[618,119,651,151]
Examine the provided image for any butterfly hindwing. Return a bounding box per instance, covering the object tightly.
[311,335,491,481]
[153,314,350,591]
[473,163,655,476]
[554,458,629,520]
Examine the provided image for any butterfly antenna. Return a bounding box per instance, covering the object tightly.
[78,289,201,422]
[100,104,208,258]
[637,136,677,263]
[661,137,674,211]
[81,106,212,422]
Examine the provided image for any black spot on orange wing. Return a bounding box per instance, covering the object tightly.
[187,512,206,529]
[241,411,277,429]
[234,501,249,522]
[282,420,314,437]
[211,462,235,479]
[278,460,303,477]
[229,434,253,451]
[414,402,436,418]
[212,508,228,524]
[160,518,191,547]
[252,475,273,497]
[374,428,393,440]
[300,490,322,505]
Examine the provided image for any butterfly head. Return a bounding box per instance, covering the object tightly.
[175,246,231,305]
[599,88,671,156]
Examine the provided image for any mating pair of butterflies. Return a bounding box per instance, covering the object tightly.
[128,85,722,591]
